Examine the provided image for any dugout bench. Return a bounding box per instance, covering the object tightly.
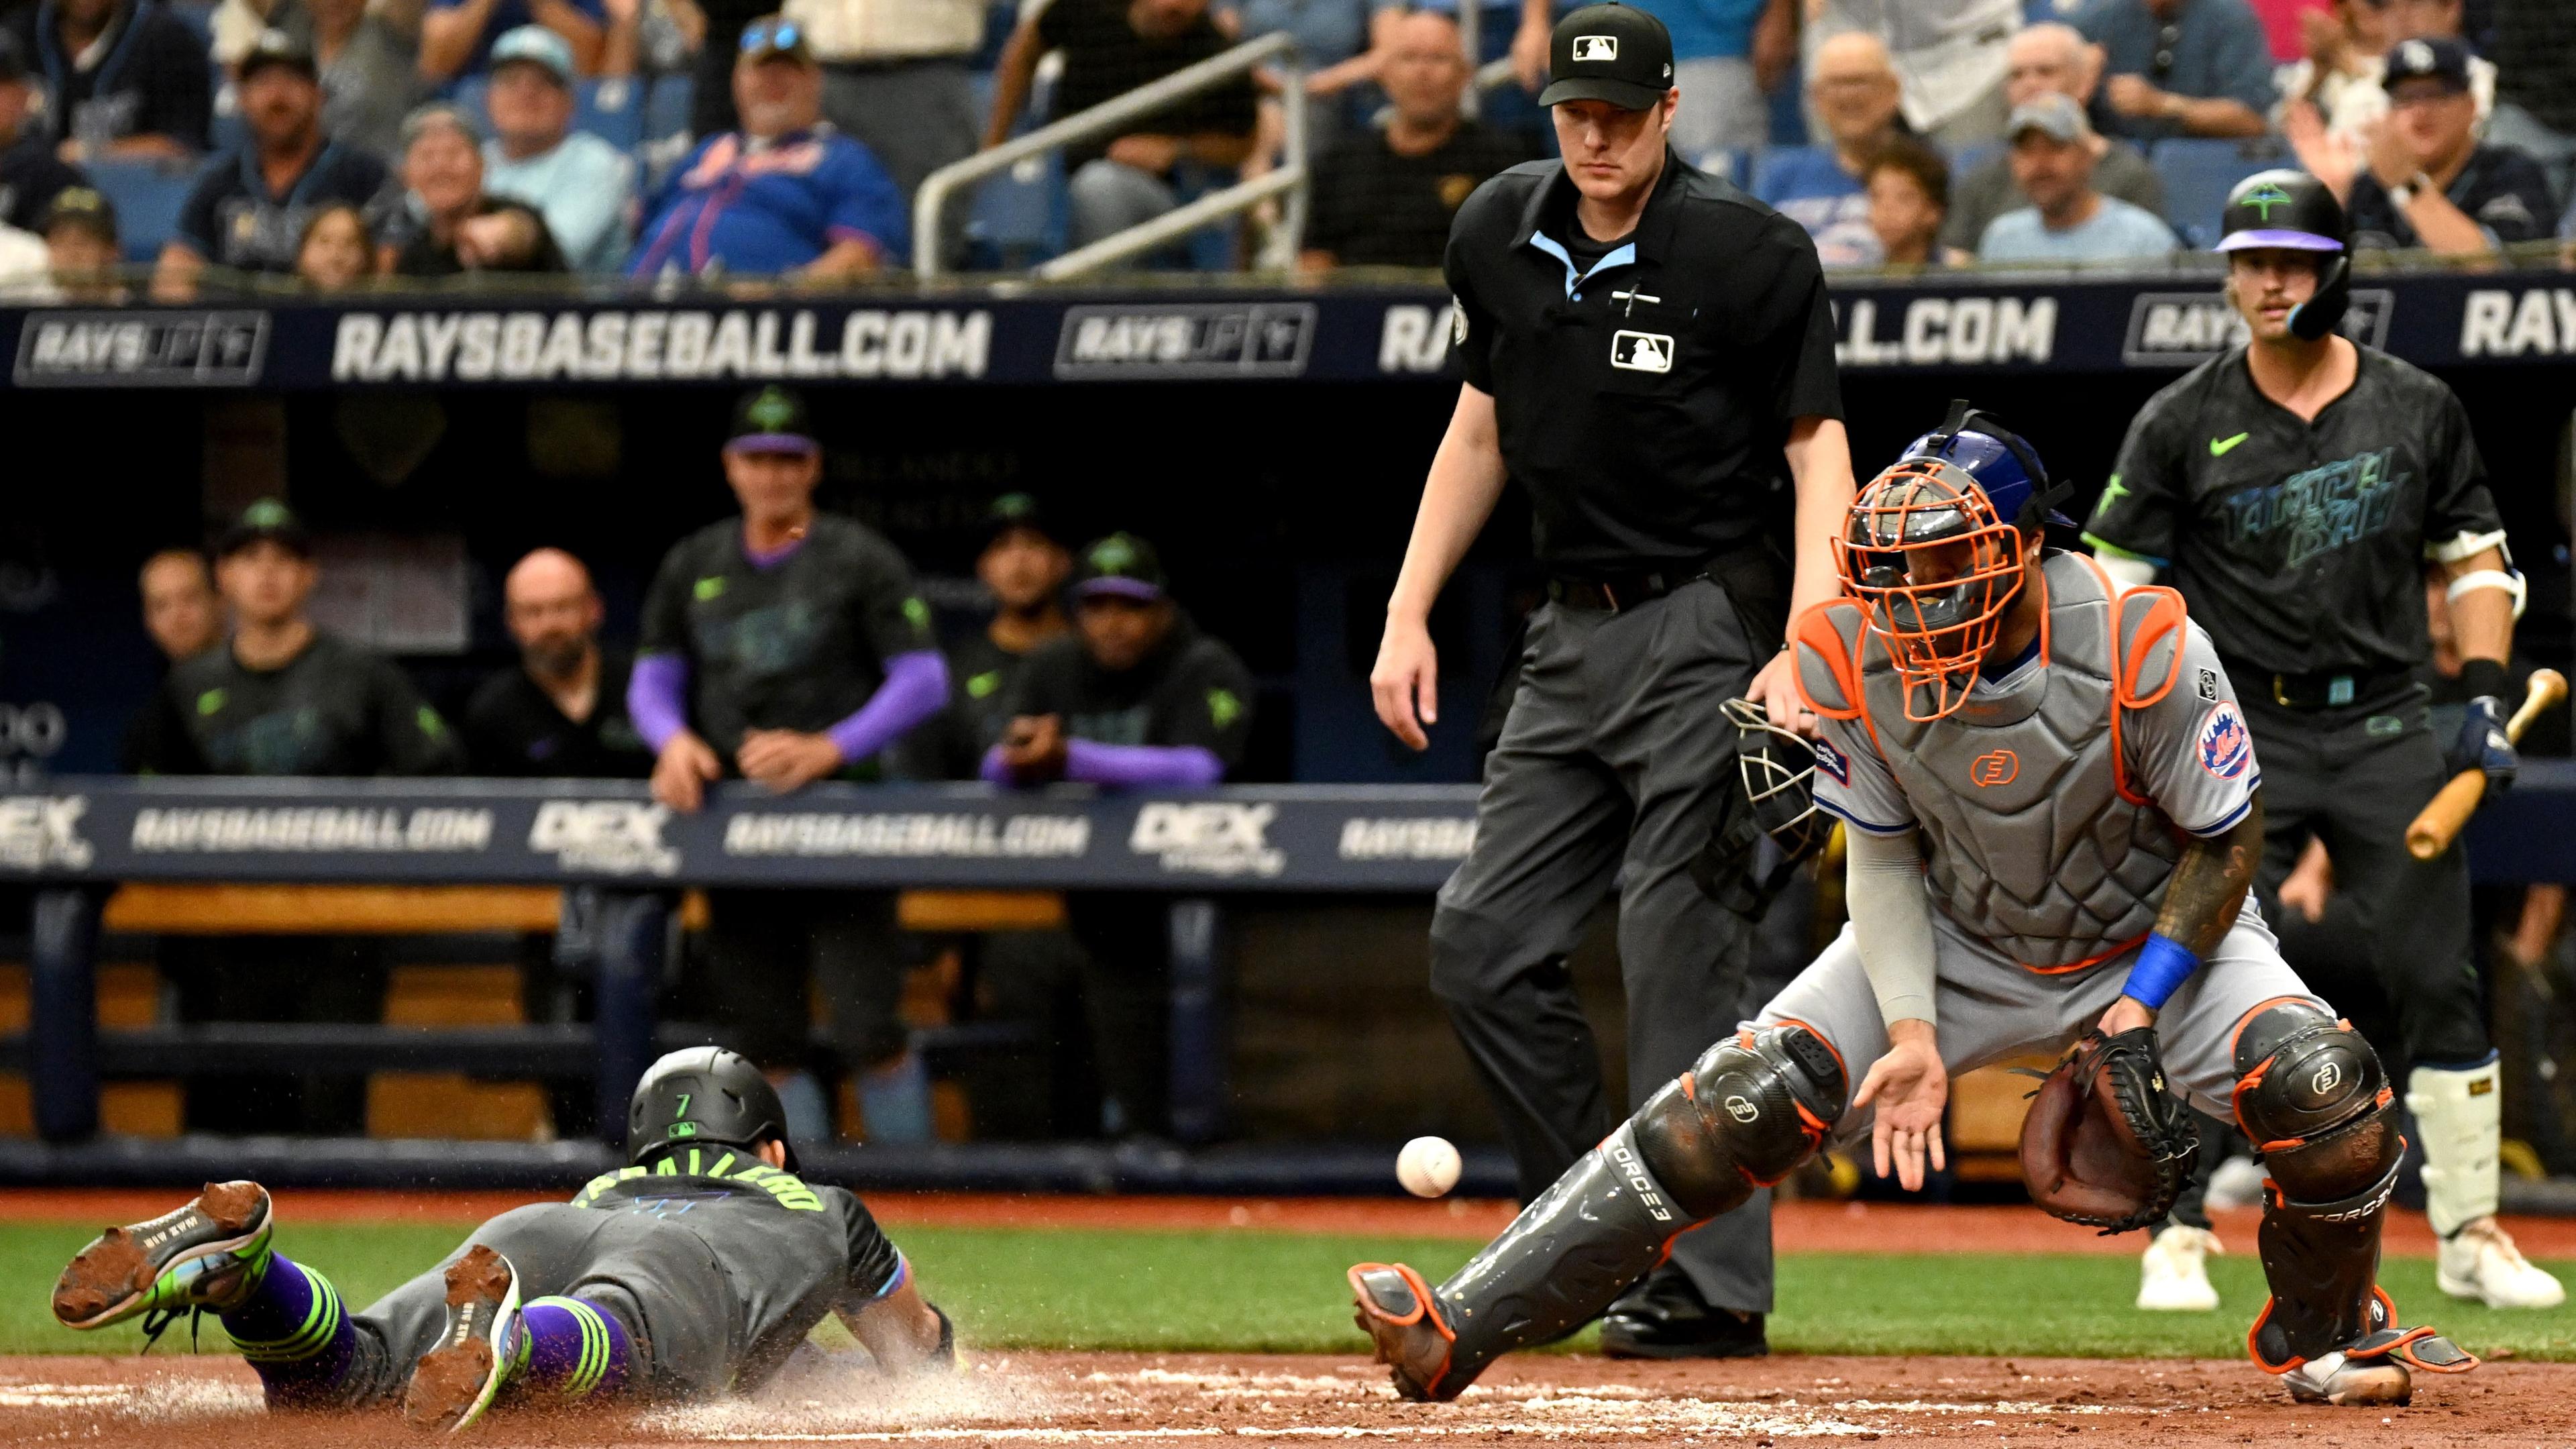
[5,769,2570,1188]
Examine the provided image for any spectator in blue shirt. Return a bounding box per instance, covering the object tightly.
[628,15,906,280]
[154,31,388,299]
[1633,0,1792,158]
[2072,0,2271,141]
[1976,93,2178,262]
[1755,30,1903,267]
[420,0,605,83]
[480,25,633,271]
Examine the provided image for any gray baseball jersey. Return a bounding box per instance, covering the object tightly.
[1798,551,2259,967]
[338,1157,910,1407]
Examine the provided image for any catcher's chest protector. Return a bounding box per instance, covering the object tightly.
[1806,553,2186,968]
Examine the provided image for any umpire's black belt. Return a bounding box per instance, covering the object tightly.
[2239,662,2412,711]
[1547,543,1787,623]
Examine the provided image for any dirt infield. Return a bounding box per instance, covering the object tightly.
[4,1190,2568,1259]
[0,1348,2561,1448]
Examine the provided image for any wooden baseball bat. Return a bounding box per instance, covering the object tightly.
[2405,668,2568,860]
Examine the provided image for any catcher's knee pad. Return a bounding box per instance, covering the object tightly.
[2233,1002,2394,1199]
[1631,1023,1847,1220]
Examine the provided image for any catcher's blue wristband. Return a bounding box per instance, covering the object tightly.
[2121,932,2199,1012]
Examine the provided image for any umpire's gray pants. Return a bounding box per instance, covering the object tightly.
[1430,577,1774,1313]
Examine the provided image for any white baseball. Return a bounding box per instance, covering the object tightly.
[1396,1136,1462,1198]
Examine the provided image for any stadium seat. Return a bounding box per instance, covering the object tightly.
[1750,144,1827,202]
[576,76,645,150]
[2152,138,2292,249]
[643,71,693,143]
[86,159,196,262]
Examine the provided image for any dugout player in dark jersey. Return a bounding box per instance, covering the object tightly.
[912,493,1075,780]
[51,1048,953,1431]
[1368,3,1854,1356]
[631,386,951,1142]
[129,500,463,1135]
[465,549,651,779]
[985,533,1255,1137]
[2086,170,2563,1313]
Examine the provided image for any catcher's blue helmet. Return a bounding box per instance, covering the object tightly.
[1896,400,2074,530]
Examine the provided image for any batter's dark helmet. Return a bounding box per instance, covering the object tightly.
[2216,169,2351,342]
[627,1046,798,1171]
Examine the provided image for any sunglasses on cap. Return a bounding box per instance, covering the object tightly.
[738,18,805,54]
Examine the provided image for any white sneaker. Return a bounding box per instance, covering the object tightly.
[2137,1224,2222,1311]
[2282,1350,2412,1407]
[2206,1155,2267,1212]
[2438,1219,2566,1309]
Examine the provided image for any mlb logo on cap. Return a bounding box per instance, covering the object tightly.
[1539,3,1674,110]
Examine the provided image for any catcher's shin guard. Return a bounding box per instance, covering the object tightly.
[2235,1004,2477,1383]
[1352,1026,1843,1401]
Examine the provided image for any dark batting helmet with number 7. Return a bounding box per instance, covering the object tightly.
[627,1046,799,1171]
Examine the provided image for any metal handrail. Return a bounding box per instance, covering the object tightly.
[914,32,1307,280]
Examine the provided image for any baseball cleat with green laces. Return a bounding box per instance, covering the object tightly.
[51,1181,275,1331]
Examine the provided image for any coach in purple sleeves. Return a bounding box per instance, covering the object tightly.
[628,384,949,1145]
[985,532,1256,1138]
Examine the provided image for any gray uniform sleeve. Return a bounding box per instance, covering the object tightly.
[2122,621,2260,838]
[1812,712,1915,835]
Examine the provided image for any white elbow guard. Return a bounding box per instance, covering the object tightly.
[2447,568,2526,621]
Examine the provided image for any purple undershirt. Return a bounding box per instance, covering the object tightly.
[628,650,949,767]
[981,738,1226,789]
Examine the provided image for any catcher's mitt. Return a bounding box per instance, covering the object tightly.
[2017,1026,2200,1235]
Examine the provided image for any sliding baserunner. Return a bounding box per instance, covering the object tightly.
[1350,406,2478,1408]
[51,1048,950,1432]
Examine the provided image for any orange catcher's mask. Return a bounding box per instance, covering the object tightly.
[1831,457,2032,721]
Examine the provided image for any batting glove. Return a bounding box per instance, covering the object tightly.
[2447,695,2517,795]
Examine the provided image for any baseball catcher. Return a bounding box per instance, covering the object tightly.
[49,1048,951,1432]
[1351,405,2478,1408]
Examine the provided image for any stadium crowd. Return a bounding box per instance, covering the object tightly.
[117,387,1258,1148]
[0,0,2553,290]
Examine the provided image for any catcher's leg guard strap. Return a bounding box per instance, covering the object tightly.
[1430,1122,1684,1383]
[2404,1058,2502,1238]
[1631,1024,1847,1219]
[2249,1150,2403,1373]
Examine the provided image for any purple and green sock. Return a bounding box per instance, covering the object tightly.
[217,1253,356,1405]
[514,1296,633,1399]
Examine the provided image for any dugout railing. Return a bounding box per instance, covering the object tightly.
[4,770,2573,1191]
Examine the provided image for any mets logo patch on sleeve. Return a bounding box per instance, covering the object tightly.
[2196,700,2253,780]
[1813,737,1851,785]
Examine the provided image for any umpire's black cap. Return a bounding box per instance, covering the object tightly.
[1537,3,1674,111]
[214,498,313,559]
[628,1046,798,1171]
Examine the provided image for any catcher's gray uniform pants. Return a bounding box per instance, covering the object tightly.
[1430,576,1774,1313]
[334,1203,736,1406]
[1754,905,2325,1135]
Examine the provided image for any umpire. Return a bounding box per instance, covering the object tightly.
[2086,170,2562,1312]
[1370,1,1854,1358]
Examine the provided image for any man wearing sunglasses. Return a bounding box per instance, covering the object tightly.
[2071,0,2271,142]
[627,14,907,280]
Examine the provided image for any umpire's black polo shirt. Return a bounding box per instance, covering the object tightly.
[1445,149,1843,580]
